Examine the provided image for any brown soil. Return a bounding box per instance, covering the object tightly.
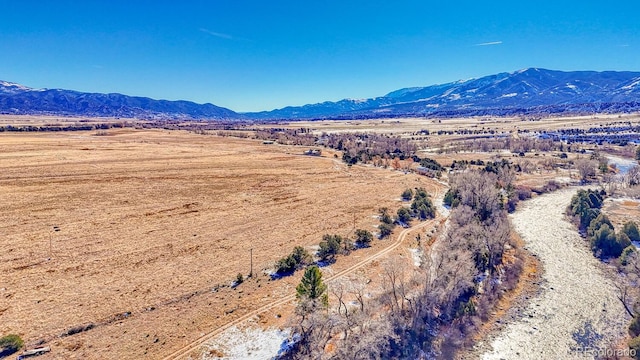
[0,129,442,359]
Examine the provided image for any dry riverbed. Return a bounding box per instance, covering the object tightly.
[477,188,630,359]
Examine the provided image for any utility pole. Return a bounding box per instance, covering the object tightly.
[249,248,253,278]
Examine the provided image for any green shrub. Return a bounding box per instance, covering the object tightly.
[317,234,343,262]
[620,246,637,266]
[354,229,373,247]
[379,207,394,225]
[0,334,24,356]
[622,222,640,243]
[411,188,435,220]
[568,189,604,230]
[397,207,412,224]
[401,188,413,201]
[443,188,460,207]
[379,223,395,239]
[587,214,613,237]
[590,224,627,258]
[275,246,312,275]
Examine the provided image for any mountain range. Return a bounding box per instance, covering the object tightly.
[2,68,640,121]
[0,81,237,120]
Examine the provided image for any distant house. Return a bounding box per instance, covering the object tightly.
[415,166,437,177]
[262,140,275,145]
[304,149,322,156]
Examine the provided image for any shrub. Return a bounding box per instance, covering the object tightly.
[354,229,373,247]
[317,234,343,262]
[0,334,24,356]
[636,146,640,161]
[620,246,637,266]
[401,188,413,201]
[590,224,627,258]
[236,273,244,284]
[515,186,532,201]
[587,213,614,238]
[443,188,460,207]
[276,246,312,275]
[568,189,604,230]
[411,188,435,220]
[397,207,412,224]
[622,222,640,243]
[379,223,394,239]
[378,207,394,225]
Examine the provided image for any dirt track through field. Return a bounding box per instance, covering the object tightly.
[164,205,444,360]
[480,189,629,359]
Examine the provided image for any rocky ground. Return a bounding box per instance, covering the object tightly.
[476,188,630,359]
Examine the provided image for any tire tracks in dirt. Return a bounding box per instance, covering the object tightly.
[162,197,445,360]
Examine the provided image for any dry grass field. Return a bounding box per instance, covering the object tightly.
[0,126,442,359]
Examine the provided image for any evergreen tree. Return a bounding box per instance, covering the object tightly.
[296,265,328,307]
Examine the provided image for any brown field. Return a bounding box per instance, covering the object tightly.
[259,113,640,135]
[0,127,442,359]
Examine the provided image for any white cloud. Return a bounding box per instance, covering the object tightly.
[200,28,233,40]
[475,41,503,46]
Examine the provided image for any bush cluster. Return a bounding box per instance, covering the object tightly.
[276,246,312,275]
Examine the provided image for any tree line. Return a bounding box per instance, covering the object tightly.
[280,170,524,359]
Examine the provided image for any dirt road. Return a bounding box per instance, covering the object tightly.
[480,188,629,359]
[164,202,444,360]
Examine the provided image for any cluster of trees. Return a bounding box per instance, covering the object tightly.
[317,234,350,263]
[587,214,636,258]
[0,123,124,132]
[283,170,523,359]
[275,230,376,276]
[567,188,640,356]
[254,128,318,146]
[276,246,313,275]
[445,137,562,154]
[408,187,436,221]
[615,238,640,358]
[377,208,397,239]
[324,133,418,166]
[611,225,640,358]
[567,189,605,230]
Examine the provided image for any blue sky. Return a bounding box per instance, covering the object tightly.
[1,1,639,112]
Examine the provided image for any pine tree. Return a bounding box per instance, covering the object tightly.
[296,265,328,307]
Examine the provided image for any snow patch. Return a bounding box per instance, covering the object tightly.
[202,326,291,360]
[408,248,423,267]
[621,78,640,90]
[499,93,518,98]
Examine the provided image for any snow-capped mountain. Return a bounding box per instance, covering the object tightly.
[0,82,238,120]
[246,68,640,119]
[2,68,640,120]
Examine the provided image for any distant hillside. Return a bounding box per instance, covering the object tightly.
[246,68,640,120]
[0,81,238,120]
[3,68,640,121]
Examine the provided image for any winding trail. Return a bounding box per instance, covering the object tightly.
[162,191,446,360]
[481,188,629,359]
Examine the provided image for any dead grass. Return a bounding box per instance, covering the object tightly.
[0,129,441,359]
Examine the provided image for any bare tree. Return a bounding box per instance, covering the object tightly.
[575,158,597,182]
[627,164,640,187]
